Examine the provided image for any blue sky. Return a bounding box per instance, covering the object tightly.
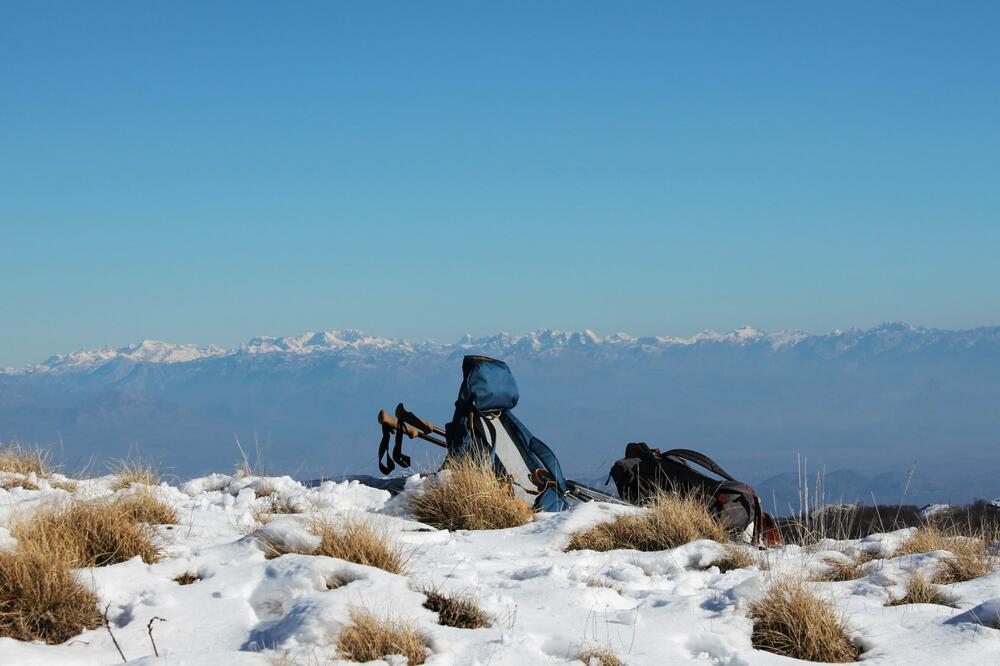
[2,2,998,367]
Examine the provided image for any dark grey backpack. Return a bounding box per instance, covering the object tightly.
[609,443,783,545]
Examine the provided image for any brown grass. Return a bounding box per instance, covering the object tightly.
[335,607,427,665]
[813,554,869,582]
[0,475,39,491]
[11,498,168,567]
[934,547,993,584]
[566,491,726,552]
[110,459,160,490]
[265,517,408,575]
[115,491,179,525]
[234,438,269,479]
[408,455,534,531]
[714,544,755,572]
[895,526,950,556]
[0,543,102,643]
[313,518,407,575]
[0,478,173,643]
[50,479,78,493]
[253,480,276,498]
[0,442,50,476]
[885,574,953,607]
[749,578,860,663]
[577,647,626,666]
[325,574,350,590]
[585,576,623,592]
[421,588,490,629]
[252,493,301,524]
[895,526,995,583]
[174,572,200,585]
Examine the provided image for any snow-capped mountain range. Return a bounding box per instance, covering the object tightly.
[7,322,998,375]
[2,322,999,508]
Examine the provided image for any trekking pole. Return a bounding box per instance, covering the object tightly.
[395,403,447,437]
[377,410,446,448]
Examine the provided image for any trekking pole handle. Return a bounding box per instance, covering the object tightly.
[378,409,447,447]
[377,410,420,439]
[395,403,446,436]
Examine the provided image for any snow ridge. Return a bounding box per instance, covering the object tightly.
[5,322,999,375]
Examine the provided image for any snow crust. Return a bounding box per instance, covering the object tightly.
[2,473,999,664]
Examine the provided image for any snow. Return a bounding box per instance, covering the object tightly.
[9,323,999,375]
[14,340,226,374]
[920,503,955,519]
[2,474,1000,665]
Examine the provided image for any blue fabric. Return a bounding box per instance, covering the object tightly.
[535,485,570,512]
[502,412,568,493]
[446,355,571,511]
[458,356,519,412]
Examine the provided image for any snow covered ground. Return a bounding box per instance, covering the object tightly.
[1,472,999,665]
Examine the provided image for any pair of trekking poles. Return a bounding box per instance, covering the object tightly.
[378,403,445,445]
[376,402,625,505]
[376,403,448,474]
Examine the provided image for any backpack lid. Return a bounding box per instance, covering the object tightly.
[458,355,519,412]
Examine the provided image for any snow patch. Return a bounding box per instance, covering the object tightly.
[0,476,997,664]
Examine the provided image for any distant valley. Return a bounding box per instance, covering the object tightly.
[2,323,998,508]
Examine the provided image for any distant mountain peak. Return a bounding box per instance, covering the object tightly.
[5,323,1000,375]
[20,339,225,374]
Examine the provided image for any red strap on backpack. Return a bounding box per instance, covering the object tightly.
[750,493,784,546]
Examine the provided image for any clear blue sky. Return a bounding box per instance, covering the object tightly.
[2,2,998,368]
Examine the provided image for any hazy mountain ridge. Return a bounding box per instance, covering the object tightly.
[7,322,1000,375]
[1,322,999,506]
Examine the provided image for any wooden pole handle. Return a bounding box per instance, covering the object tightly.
[378,408,447,447]
[378,409,419,439]
[395,403,446,436]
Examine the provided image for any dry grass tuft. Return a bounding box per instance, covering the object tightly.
[566,490,726,552]
[265,517,408,575]
[110,458,160,490]
[0,543,102,643]
[813,554,869,582]
[12,498,167,567]
[325,574,350,590]
[895,526,951,557]
[174,572,201,585]
[115,491,179,525]
[0,478,173,643]
[934,546,993,584]
[749,578,860,663]
[0,475,39,491]
[252,493,301,524]
[408,455,534,531]
[421,588,490,629]
[885,574,953,607]
[854,550,877,565]
[577,647,626,666]
[895,526,995,583]
[335,607,427,665]
[714,544,755,572]
[0,442,50,476]
[50,479,78,493]
[585,576,623,592]
[312,518,407,575]
[234,438,269,479]
[254,481,275,498]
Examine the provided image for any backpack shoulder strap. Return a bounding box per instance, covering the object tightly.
[660,449,736,482]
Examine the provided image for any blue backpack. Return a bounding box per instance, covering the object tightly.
[376,355,622,511]
[443,355,570,512]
